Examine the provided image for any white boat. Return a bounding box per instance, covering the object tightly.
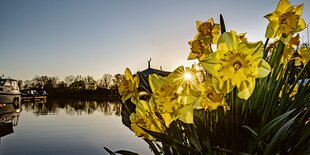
[0,78,21,104]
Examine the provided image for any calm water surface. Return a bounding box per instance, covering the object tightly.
[1,99,151,155]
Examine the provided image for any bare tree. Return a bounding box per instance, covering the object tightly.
[98,74,113,89]
[64,75,75,87]
[111,74,124,90]
[56,81,67,88]
[32,76,58,89]
[84,75,97,90]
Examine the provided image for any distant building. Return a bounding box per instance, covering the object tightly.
[139,58,170,78]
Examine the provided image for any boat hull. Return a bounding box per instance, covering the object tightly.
[0,92,21,104]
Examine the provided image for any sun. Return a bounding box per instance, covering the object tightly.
[183,72,193,80]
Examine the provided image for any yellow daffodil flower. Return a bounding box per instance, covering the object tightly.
[149,74,180,114]
[279,84,298,98]
[265,0,306,44]
[168,65,199,90]
[148,71,195,126]
[196,18,220,45]
[201,31,271,100]
[148,74,181,126]
[167,65,201,107]
[188,39,212,61]
[295,47,310,66]
[281,34,300,65]
[118,68,140,104]
[238,33,248,42]
[194,78,228,111]
[130,100,166,140]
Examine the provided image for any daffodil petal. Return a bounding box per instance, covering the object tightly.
[161,113,173,127]
[125,68,134,81]
[130,94,140,105]
[265,22,279,38]
[218,31,240,52]
[178,105,194,124]
[149,74,164,92]
[237,78,255,100]
[280,35,292,45]
[134,75,139,88]
[299,48,310,65]
[122,94,132,102]
[238,41,263,61]
[295,3,304,15]
[212,77,234,94]
[196,21,203,31]
[275,0,291,13]
[257,60,271,78]
[179,95,197,105]
[138,100,151,112]
[188,52,197,60]
[295,57,302,66]
[200,52,221,78]
[297,17,306,32]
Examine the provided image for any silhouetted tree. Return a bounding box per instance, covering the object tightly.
[33,76,48,89]
[45,76,59,89]
[98,74,113,89]
[64,75,75,87]
[111,74,123,90]
[70,80,86,90]
[21,80,36,90]
[32,76,58,90]
[56,81,67,88]
[84,75,97,90]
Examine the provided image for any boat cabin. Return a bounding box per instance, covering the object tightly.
[0,79,21,104]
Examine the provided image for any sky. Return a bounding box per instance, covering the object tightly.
[1,0,309,81]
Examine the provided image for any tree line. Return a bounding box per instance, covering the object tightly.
[18,74,123,100]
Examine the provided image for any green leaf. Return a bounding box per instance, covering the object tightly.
[242,125,258,137]
[186,124,203,154]
[137,71,152,95]
[220,14,226,34]
[103,146,116,155]
[115,150,139,155]
[121,101,136,129]
[140,127,201,154]
[144,140,162,155]
[256,109,295,142]
[269,40,285,67]
[292,122,310,153]
[263,112,302,155]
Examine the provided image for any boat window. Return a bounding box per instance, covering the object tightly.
[2,80,12,91]
[0,80,5,86]
[4,81,11,87]
[11,81,20,91]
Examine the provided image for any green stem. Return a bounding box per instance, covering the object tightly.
[263,38,270,59]
[270,40,285,68]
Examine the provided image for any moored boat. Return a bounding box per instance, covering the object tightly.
[0,78,21,104]
[21,89,47,102]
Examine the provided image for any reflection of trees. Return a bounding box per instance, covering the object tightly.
[23,100,58,115]
[97,101,122,116]
[22,100,122,116]
[65,100,97,115]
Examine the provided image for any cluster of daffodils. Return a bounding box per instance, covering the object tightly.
[118,0,309,140]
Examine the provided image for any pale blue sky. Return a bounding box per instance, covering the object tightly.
[1,0,309,80]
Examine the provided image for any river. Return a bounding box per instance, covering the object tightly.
[0,99,151,155]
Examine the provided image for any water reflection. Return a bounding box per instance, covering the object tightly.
[0,103,20,152]
[22,99,122,116]
[1,100,151,155]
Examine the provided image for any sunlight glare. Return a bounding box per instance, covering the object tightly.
[183,72,193,80]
